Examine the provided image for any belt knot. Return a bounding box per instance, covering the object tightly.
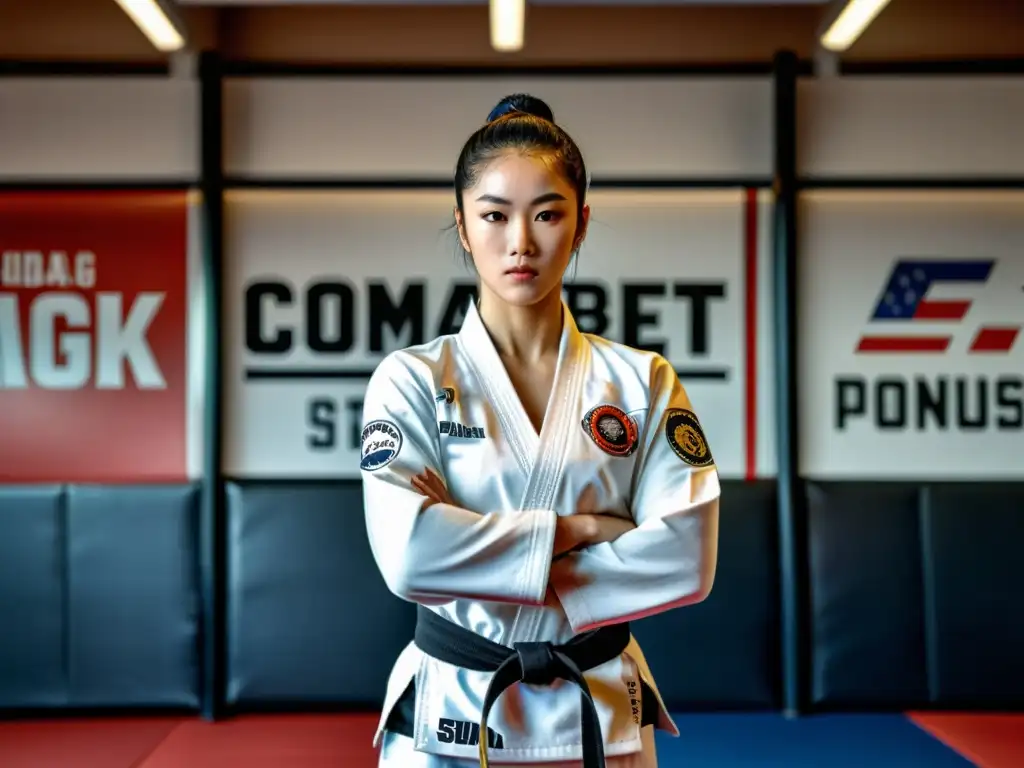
[513,641,559,686]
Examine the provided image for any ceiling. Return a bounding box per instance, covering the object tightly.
[1,0,1022,68]
[174,0,830,4]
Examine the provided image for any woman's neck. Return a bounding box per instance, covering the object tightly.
[477,286,563,363]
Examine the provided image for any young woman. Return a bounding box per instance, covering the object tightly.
[360,94,720,768]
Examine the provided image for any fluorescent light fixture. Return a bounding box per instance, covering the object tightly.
[490,0,525,53]
[820,0,892,52]
[113,0,186,52]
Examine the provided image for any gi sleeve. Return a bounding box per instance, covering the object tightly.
[360,352,558,607]
[548,355,720,634]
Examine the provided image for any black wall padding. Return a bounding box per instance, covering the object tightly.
[225,479,778,711]
[924,484,1024,708]
[632,480,779,710]
[65,485,201,707]
[808,482,1024,711]
[224,481,416,707]
[807,482,928,708]
[0,486,65,708]
[0,484,201,710]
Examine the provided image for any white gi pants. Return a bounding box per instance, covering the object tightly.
[378,726,659,768]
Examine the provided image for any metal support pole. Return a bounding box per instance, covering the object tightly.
[771,48,808,718]
[198,50,226,721]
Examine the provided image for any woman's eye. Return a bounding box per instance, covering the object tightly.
[536,210,562,222]
[482,211,506,222]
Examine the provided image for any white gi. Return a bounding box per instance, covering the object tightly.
[360,299,720,767]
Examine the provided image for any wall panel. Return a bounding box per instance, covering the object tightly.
[0,486,64,708]
[222,188,775,481]
[807,483,928,708]
[223,76,772,180]
[0,78,199,181]
[924,484,1024,708]
[797,77,1024,179]
[798,190,1024,481]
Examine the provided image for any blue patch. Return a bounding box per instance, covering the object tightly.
[360,419,403,471]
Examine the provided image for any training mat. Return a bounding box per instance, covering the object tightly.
[0,716,182,768]
[654,713,975,767]
[135,713,380,768]
[910,713,1024,768]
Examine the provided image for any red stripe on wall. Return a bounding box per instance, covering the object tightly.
[744,188,759,482]
[913,299,971,320]
[969,326,1020,353]
[856,336,951,352]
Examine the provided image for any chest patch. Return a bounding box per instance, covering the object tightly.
[582,404,639,457]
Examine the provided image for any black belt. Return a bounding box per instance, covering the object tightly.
[413,604,631,768]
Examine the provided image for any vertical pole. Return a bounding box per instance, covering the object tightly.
[198,50,226,721]
[772,49,807,717]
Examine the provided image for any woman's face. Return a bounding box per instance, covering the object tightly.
[457,151,588,308]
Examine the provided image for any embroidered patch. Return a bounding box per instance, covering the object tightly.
[665,408,714,467]
[360,419,403,471]
[582,404,639,457]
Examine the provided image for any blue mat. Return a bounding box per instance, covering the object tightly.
[654,714,974,767]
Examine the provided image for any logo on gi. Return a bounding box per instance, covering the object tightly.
[665,408,714,467]
[360,420,403,471]
[582,404,638,457]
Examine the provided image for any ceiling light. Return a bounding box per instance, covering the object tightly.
[820,0,892,52]
[113,0,186,52]
[491,0,525,53]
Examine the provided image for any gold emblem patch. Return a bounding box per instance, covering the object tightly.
[665,408,714,467]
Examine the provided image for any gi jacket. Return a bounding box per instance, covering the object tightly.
[360,300,720,763]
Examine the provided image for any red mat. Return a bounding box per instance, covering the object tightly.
[910,713,1024,768]
[0,716,182,768]
[136,714,380,768]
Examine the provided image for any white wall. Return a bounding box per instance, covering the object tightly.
[223,76,773,180]
[798,76,1024,178]
[0,78,199,180]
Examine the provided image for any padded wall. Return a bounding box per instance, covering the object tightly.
[0,484,201,711]
[807,482,1024,710]
[224,479,779,710]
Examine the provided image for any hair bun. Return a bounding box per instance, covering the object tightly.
[486,93,555,124]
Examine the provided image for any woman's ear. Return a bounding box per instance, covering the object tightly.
[454,207,471,254]
[573,204,591,252]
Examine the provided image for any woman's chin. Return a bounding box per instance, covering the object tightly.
[491,282,558,308]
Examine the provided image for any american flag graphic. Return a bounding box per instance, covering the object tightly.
[856,259,1021,354]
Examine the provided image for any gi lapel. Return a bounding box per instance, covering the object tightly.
[456,300,587,514]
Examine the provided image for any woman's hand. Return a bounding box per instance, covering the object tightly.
[569,484,636,548]
[586,513,637,546]
[411,469,455,508]
[553,513,636,558]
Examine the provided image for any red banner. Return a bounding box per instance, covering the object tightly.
[0,190,190,483]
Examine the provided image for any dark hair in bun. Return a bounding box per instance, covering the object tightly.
[484,93,555,124]
[454,94,588,242]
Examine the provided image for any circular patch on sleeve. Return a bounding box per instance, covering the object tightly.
[360,420,403,471]
[582,404,639,457]
[665,409,714,467]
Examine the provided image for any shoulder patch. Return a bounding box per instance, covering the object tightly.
[665,409,714,467]
[360,419,403,471]
[582,404,639,457]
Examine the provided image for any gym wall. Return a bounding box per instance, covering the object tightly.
[0,66,1021,716]
[0,77,205,710]
[220,74,778,710]
[795,75,1024,710]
